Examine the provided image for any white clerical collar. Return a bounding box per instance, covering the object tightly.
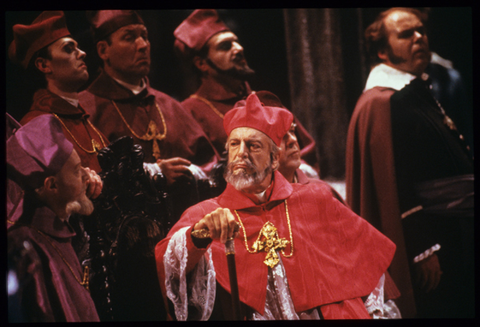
[113,77,147,95]
[255,189,267,202]
[59,95,79,108]
[364,63,429,92]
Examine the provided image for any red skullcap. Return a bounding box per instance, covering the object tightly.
[8,11,70,69]
[7,114,74,191]
[224,93,294,146]
[174,9,230,55]
[87,10,144,43]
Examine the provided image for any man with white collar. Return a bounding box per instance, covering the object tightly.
[155,93,397,320]
[345,7,473,318]
[79,10,219,186]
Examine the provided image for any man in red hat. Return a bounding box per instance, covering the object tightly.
[78,10,220,186]
[155,93,397,320]
[9,11,108,174]
[174,9,318,171]
[7,114,101,322]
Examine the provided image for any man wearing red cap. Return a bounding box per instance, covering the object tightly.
[78,10,219,186]
[155,93,397,320]
[9,11,108,174]
[174,9,318,171]
[7,114,101,322]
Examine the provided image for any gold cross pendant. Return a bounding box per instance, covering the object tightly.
[252,222,290,268]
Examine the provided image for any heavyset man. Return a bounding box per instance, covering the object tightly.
[174,9,318,171]
[7,115,101,322]
[79,10,219,186]
[155,93,396,320]
[9,11,108,173]
[346,7,474,318]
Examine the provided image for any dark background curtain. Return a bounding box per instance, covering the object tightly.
[6,8,472,180]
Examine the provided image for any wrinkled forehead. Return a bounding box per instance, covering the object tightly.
[111,23,147,37]
[228,127,271,143]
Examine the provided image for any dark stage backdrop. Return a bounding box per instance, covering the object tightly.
[5,8,472,179]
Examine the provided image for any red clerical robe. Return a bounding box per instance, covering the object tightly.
[155,171,396,319]
[20,89,107,173]
[181,79,317,168]
[345,87,415,318]
[8,198,99,322]
[78,71,219,165]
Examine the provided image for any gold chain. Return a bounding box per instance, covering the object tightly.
[30,226,89,291]
[234,199,294,258]
[111,100,167,140]
[52,113,107,154]
[189,94,224,119]
[111,100,167,159]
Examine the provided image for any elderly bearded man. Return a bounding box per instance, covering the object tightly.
[174,9,318,172]
[155,93,396,320]
[7,115,101,322]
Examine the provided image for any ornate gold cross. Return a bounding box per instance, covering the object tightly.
[252,222,290,268]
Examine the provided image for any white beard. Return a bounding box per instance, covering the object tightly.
[65,194,94,216]
[225,159,272,192]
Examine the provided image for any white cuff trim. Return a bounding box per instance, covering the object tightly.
[413,244,441,263]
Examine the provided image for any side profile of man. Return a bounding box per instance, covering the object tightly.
[7,114,102,322]
[174,9,318,170]
[155,93,396,320]
[79,10,219,186]
[9,11,108,174]
[346,7,474,318]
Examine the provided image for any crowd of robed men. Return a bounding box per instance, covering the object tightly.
[7,8,473,321]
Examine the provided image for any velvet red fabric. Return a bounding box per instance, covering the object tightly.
[8,114,73,190]
[20,89,107,173]
[8,202,99,322]
[224,93,294,146]
[87,10,144,43]
[78,70,219,165]
[156,171,396,319]
[9,11,70,69]
[182,82,318,168]
[174,9,230,53]
[345,87,416,318]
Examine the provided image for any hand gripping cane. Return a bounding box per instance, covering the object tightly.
[192,222,242,320]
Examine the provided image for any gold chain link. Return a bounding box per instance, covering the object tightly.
[111,100,167,140]
[52,113,107,154]
[30,226,89,290]
[234,199,294,257]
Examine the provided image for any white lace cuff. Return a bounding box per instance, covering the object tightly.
[364,274,402,319]
[163,227,216,321]
[143,162,162,177]
[188,164,208,180]
[413,243,441,263]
